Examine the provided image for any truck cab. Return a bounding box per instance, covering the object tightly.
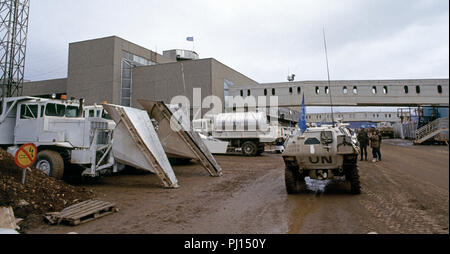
[1,96,114,179]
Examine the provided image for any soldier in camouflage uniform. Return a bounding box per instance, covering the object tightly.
[357,127,369,161]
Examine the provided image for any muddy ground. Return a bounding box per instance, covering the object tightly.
[26,140,449,234]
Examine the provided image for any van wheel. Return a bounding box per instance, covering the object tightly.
[35,150,65,180]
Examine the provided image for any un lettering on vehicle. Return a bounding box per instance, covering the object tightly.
[308,156,333,164]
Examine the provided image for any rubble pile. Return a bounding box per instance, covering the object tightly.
[0,148,95,230]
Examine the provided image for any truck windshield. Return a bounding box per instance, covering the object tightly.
[101,111,112,120]
[65,106,80,117]
[45,103,65,117]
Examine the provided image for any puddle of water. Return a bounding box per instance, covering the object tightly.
[286,176,350,233]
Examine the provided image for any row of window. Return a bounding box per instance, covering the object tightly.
[307,113,393,120]
[239,85,444,96]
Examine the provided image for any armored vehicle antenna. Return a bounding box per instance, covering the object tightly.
[322,28,335,127]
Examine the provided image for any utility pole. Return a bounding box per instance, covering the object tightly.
[0,0,30,101]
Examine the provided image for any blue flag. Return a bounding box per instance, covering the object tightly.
[186,36,194,41]
[298,94,307,133]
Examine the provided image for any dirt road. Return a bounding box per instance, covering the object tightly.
[27,140,449,234]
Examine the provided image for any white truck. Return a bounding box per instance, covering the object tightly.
[193,112,284,156]
[0,97,221,188]
[0,96,115,180]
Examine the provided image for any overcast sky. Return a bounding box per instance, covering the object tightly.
[25,0,449,83]
[23,0,448,113]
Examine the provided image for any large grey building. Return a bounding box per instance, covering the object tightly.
[22,36,258,113]
[22,35,448,124]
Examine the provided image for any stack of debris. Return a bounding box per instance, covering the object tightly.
[0,148,95,232]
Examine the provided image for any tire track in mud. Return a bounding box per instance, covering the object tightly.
[357,142,449,234]
[26,142,448,234]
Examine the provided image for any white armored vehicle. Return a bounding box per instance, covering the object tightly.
[282,123,361,194]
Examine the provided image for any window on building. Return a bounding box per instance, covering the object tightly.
[353,86,358,94]
[372,86,377,94]
[247,90,251,96]
[404,85,409,94]
[343,86,348,94]
[289,87,293,94]
[315,87,320,94]
[240,90,243,96]
[121,60,132,106]
[272,88,275,95]
[121,51,155,107]
[224,79,235,108]
[122,51,154,66]
[264,89,267,96]
[383,86,388,94]
[297,87,301,94]
[437,85,442,94]
[416,85,420,94]
[325,86,329,94]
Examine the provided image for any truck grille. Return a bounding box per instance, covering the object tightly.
[90,121,108,130]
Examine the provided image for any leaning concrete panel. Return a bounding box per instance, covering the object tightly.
[103,104,178,188]
[138,99,222,177]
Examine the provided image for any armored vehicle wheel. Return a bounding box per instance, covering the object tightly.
[242,141,258,156]
[346,164,361,194]
[34,150,65,180]
[285,166,306,194]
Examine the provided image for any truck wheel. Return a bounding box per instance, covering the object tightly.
[242,141,258,156]
[346,164,361,194]
[285,167,306,194]
[34,150,65,180]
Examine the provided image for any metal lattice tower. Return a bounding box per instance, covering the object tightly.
[0,0,30,99]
